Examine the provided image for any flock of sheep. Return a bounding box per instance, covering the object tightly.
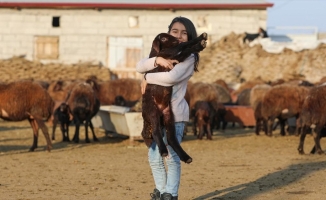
[1,74,326,155]
[188,77,326,155]
[0,77,141,152]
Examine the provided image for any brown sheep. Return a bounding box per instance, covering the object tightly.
[0,80,54,151]
[66,81,100,143]
[236,88,251,106]
[249,84,271,135]
[214,79,230,92]
[298,84,326,154]
[261,84,310,136]
[192,101,215,140]
[211,83,232,104]
[47,80,77,102]
[188,82,220,113]
[233,79,265,96]
[87,78,141,107]
[142,32,207,164]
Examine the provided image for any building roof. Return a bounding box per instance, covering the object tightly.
[0,0,273,9]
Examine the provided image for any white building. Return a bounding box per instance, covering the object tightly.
[0,0,273,78]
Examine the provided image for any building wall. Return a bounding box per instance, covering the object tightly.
[0,8,267,67]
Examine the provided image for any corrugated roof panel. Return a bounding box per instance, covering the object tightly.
[0,0,271,3]
[0,0,273,9]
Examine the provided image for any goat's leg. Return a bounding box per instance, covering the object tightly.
[298,125,308,154]
[84,120,90,143]
[312,125,324,154]
[89,121,99,142]
[279,118,286,136]
[65,122,71,142]
[174,40,207,61]
[28,118,39,152]
[206,123,212,140]
[263,118,268,135]
[52,116,58,140]
[60,121,68,142]
[209,113,215,134]
[197,124,204,140]
[192,116,197,136]
[178,32,207,48]
[255,118,261,135]
[141,97,168,156]
[267,117,274,136]
[141,120,153,147]
[163,107,192,164]
[215,116,221,130]
[36,118,52,152]
[150,115,168,157]
[72,119,81,143]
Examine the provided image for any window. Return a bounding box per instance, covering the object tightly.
[34,36,59,60]
[107,36,143,79]
[52,16,60,27]
[128,16,139,28]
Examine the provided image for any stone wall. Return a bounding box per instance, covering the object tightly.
[0,8,267,67]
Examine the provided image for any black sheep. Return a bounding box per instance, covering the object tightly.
[66,82,100,143]
[52,102,72,142]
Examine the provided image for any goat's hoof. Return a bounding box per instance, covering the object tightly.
[185,158,192,164]
[201,40,206,48]
[202,32,208,40]
[317,150,325,155]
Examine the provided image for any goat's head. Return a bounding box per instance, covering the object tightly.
[149,33,179,57]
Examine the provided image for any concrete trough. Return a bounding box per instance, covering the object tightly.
[91,105,143,141]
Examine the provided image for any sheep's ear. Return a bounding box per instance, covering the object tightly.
[86,78,99,92]
[149,37,160,57]
[53,81,63,91]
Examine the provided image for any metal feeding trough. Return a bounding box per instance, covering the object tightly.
[91,105,143,141]
[224,105,256,127]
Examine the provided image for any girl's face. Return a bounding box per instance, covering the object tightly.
[169,22,188,43]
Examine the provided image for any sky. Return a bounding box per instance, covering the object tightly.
[267,0,326,34]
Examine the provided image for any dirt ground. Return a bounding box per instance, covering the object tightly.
[1,120,326,200]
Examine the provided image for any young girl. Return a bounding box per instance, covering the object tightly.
[136,16,200,200]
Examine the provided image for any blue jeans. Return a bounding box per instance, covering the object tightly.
[148,122,185,197]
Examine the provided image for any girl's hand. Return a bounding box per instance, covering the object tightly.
[156,57,179,70]
[141,78,147,94]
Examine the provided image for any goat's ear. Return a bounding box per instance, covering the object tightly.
[149,38,160,57]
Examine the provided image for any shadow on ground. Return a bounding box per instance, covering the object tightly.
[194,160,326,200]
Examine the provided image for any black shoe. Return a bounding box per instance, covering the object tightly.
[150,188,160,200]
[161,193,178,200]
